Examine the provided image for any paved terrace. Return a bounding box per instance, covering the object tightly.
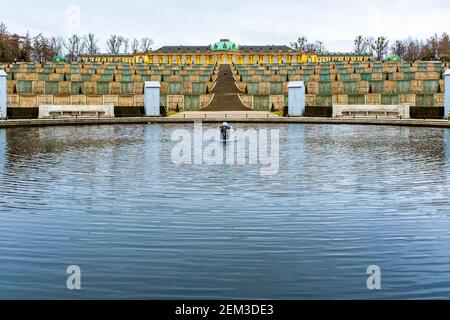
[2,116,450,129]
[170,111,278,119]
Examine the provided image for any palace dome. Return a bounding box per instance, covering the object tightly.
[211,39,238,51]
[52,53,66,62]
[387,54,401,62]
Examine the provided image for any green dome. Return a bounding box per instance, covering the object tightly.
[387,54,401,62]
[211,39,238,51]
[52,53,66,62]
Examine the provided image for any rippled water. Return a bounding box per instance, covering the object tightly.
[1,124,450,299]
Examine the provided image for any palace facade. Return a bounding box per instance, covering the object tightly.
[79,39,371,65]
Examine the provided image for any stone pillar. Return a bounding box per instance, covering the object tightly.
[0,70,7,119]
[144,81,161,116]
[288,81,305,117]
[445,69,450,119]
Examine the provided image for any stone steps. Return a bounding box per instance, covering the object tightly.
[203,65,251,112]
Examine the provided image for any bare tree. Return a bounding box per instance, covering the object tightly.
[31,34,55,62]
[121,37,130,54]
[354,35,368,54]
[314,41,325,54]
[305,43,316,53]
[83,33,99,54]
[403,38,420,61]
[391,40,406,59]
[0,22,10,61]
[425,34,440,60]
[290,37,308,51]
[364,37,375,56]
[50,36,65,55]
[20,31,33,62]
[107,35,123,54]
[440,33,450,61]
[131,38,139,53]
[372,37,389,61]
[65,34,84,61]
[0,22,7,35]
[140,37,153,52]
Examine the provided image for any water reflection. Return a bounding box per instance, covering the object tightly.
[0,130,5,173]
[1,124,450,299]
[445,130,450,167]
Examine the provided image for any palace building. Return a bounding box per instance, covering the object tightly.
[79,39,371,65]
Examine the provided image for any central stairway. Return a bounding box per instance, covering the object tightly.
[202,65,252,112]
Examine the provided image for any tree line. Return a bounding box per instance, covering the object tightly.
[0,22,154,63]
[291,34,450,61]
[353,34,450,61]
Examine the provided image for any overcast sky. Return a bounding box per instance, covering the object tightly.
[2,0,449,52]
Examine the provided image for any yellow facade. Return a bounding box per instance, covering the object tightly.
[79,39,371,64]
[132,52,326,65]
[80,52,370,64]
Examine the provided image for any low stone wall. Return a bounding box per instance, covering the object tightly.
[332,104,410,119]
[8,93,213,113]
[7,106,145,119]
[7,107,39,119]
[269,95,285,111]
[304,93,444,107]
[7,94,145,108]
[239,95,253,109]
[304,106,332,117]
[200,94,214,109]
[38,104,115,119]
[114,107,145,117]
[166,95,184,111]
[410,107,444,119]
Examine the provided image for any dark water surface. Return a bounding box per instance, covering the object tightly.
[1,124,450,299]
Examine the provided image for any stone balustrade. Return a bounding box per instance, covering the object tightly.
[332,104,410,119]
[38,104,115,119]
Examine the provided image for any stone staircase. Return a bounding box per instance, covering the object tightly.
[202,65,252,112]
